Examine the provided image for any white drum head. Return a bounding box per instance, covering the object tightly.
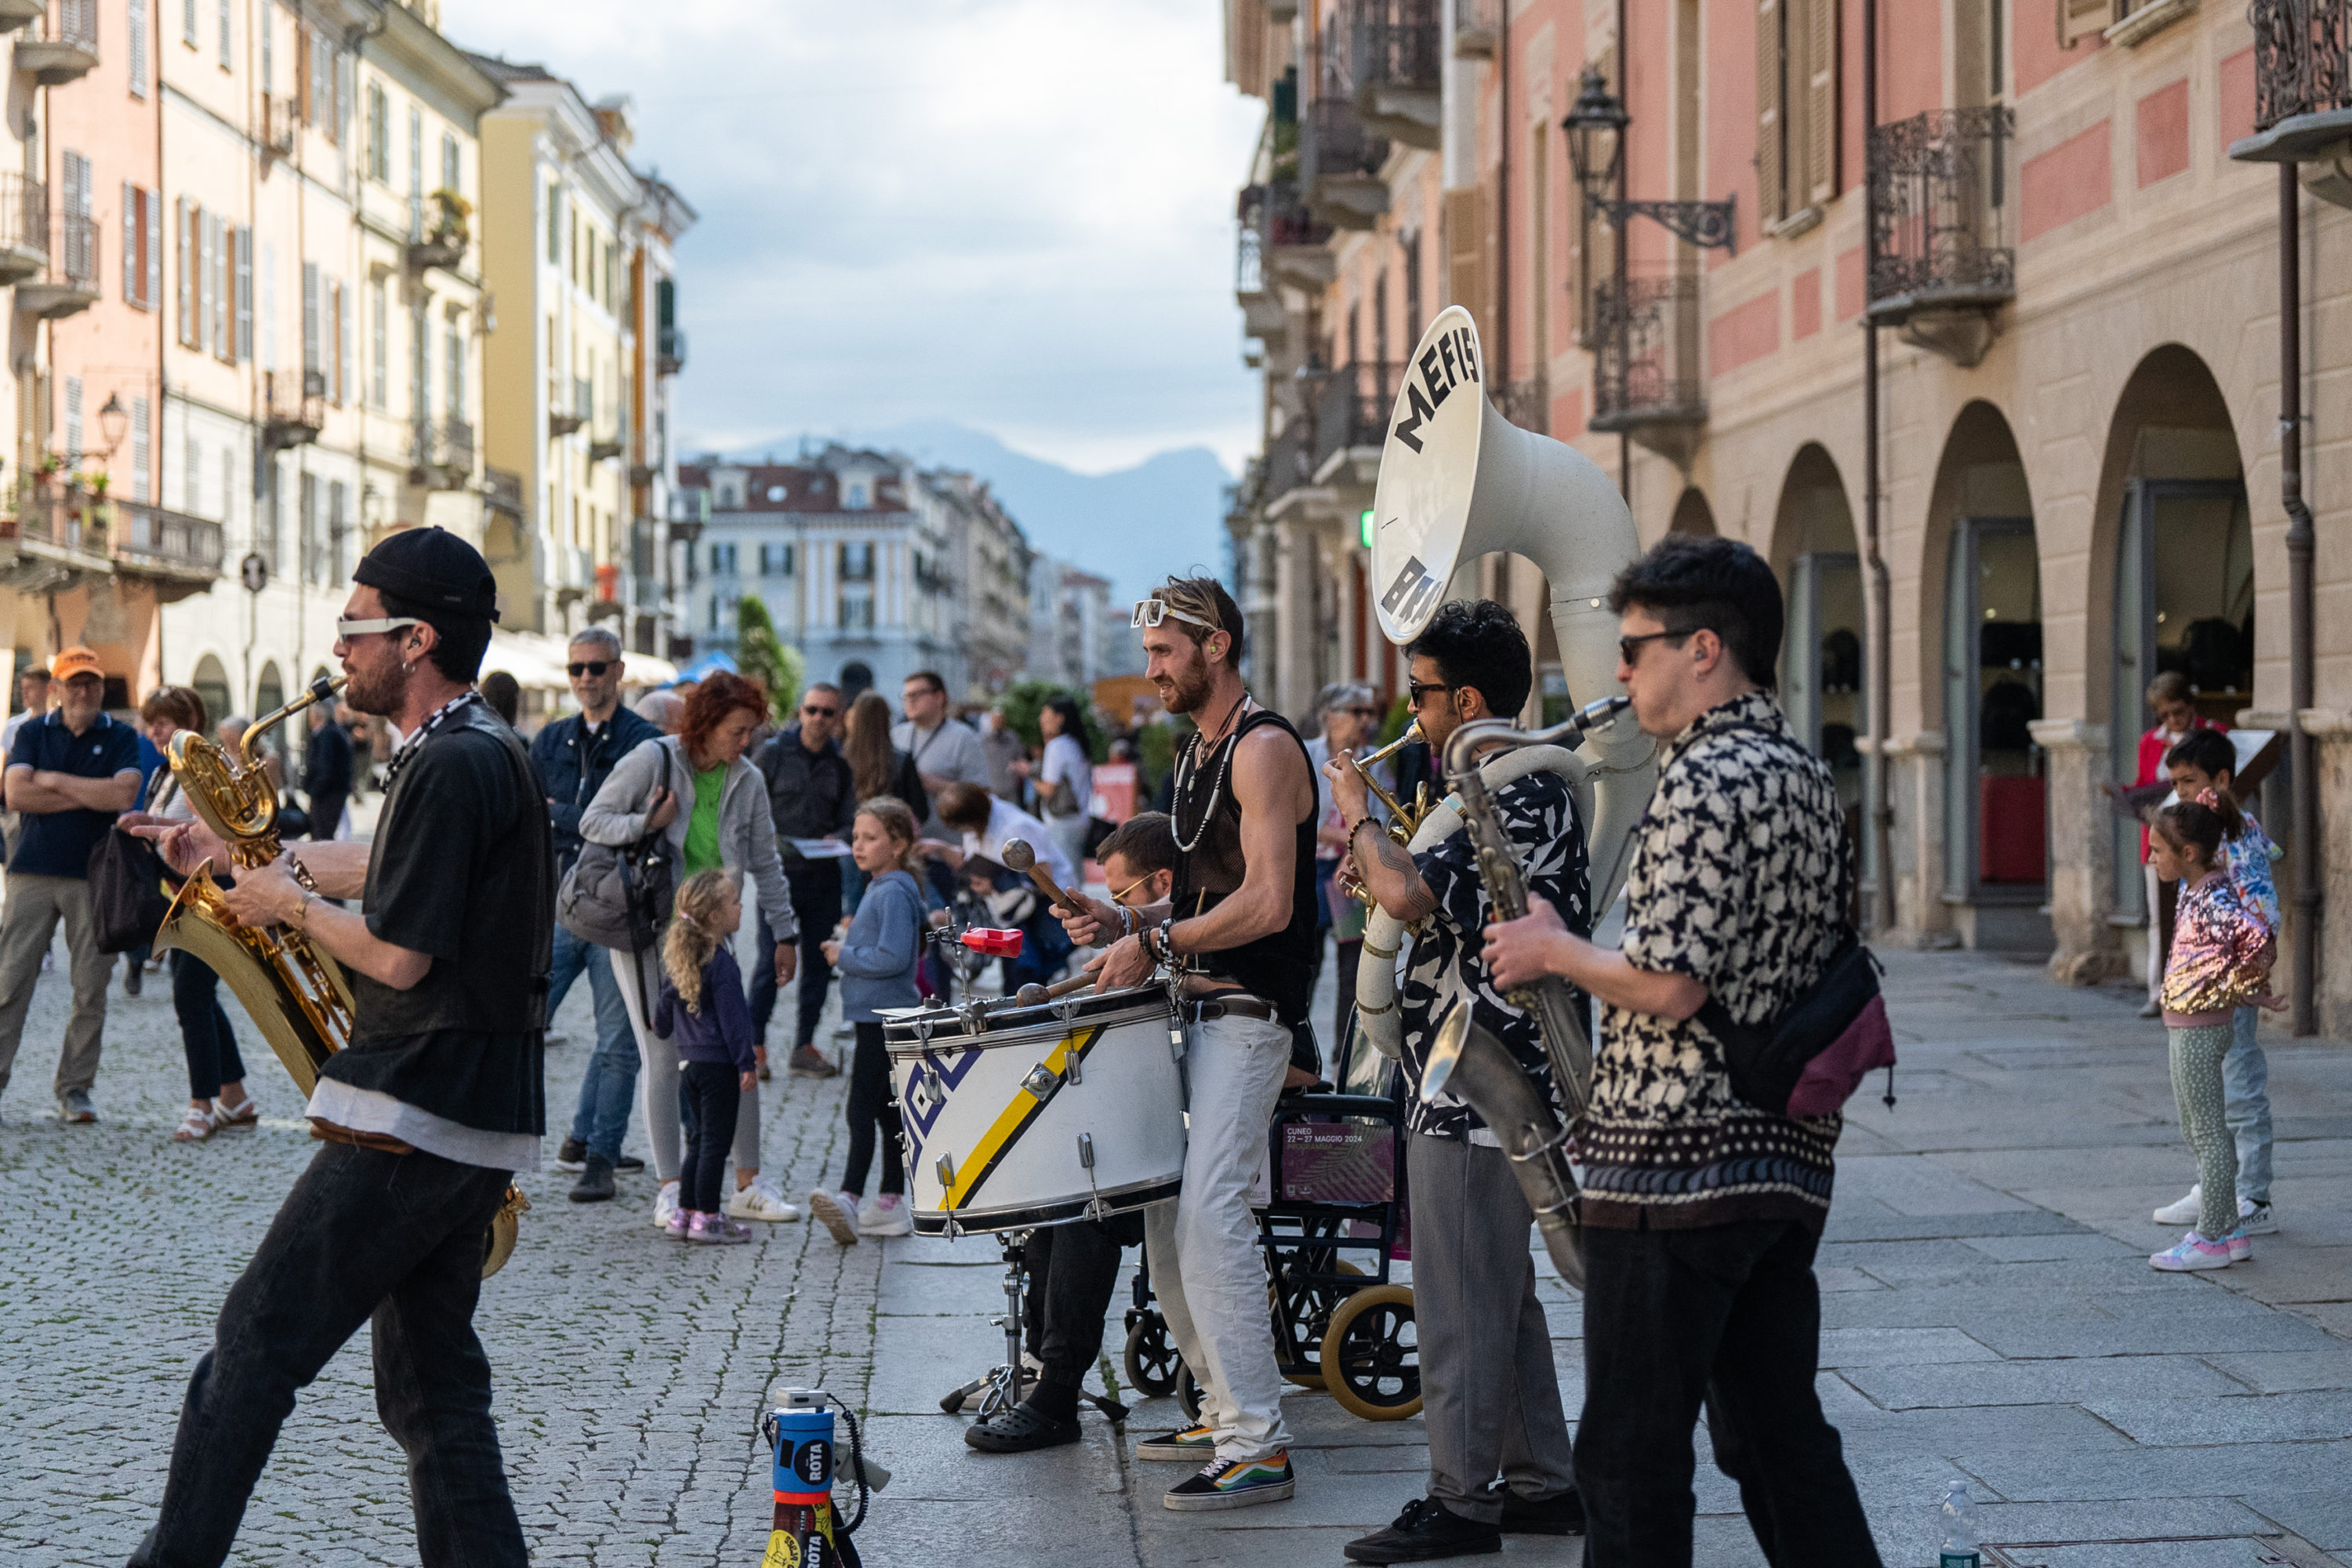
[1370,306,1488,645]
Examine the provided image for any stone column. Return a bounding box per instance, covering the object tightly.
[1874,731,1953,945]
[2304,710,2352,1039]
[1276,517,1320,721]
[2032,718,2126,986]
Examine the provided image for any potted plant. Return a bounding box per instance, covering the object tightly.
[427,188,472,247]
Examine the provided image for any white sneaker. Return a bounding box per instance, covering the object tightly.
[725,1177,803,1222]
[859,1192,914,1237]
[652,1181,681,1232]
[808,1189,860,1246]
[2239,1199,2278,1236]
[2154,1185,2201,1225]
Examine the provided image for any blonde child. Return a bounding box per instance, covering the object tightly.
[2147,800,2283,1272]
[810,798,927,1246]
[655,870,760,1245]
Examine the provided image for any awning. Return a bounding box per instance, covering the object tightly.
[480,633,573,691]
[621,650,679,686]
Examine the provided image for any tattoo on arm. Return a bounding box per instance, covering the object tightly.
[1367,831,1437,920]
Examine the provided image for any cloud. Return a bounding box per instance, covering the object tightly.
[453,0,1266,474]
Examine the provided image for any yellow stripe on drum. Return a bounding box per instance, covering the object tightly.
[939,1023,1107,1213]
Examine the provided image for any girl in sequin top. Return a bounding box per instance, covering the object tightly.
[2147,800,2283,1272]
[2159,730,2281,1237]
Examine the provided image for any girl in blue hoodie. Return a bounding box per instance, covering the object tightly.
[655,870,760,1245]
[811,797,927,1243]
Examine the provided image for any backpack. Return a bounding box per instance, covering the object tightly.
[556,743,680,953]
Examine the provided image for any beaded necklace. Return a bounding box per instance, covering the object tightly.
[382,688,480,792]
[1171,691,1250,855]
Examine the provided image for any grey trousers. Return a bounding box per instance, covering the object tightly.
[1410,1131,1577,1525]
[0,873,108,1105]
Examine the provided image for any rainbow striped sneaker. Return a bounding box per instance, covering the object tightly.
[1134,1423,1215,1462]
[1164,1451,1295,1512]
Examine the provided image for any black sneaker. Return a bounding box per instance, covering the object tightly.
[123,964,143,997]
[554,1137,589,1172]
[1499,1487,1585,1535]
[1163,1451,1294,1512]
[568,1156,617,1203]
[1345,1498,1501,1563]
[615,1153,645,1174]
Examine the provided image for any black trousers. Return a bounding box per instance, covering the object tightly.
[1576,1219,1882,1568]
[840,1021,902,1197]
[680,1060,742,1214]
[1018,1214,1142,1420]
[170,950,245,1102]
[750,863,843,1048]
[129,1142,524,1568]
[307,789,346,841]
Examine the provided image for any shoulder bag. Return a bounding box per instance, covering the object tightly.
[557,743,681,952]
[1699,930,1895,1120]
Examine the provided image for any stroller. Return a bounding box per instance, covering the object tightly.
[1122,1011,1421,1422]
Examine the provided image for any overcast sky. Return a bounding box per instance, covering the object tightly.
[456,2,1265,475]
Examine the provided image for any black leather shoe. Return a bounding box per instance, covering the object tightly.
[1500,1487,1585,1535]
[1344,1498,1501,1563]
[554,1137,589,1172]
[615,1153,645,1174]
[568,1156,617,1203]
[962,1400,1081,1454]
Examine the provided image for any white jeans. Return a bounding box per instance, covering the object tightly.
[608,945,760,1185]
[1145,1010,1293,1462]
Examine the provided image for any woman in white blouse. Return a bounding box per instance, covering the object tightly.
[1020,696,1094,869]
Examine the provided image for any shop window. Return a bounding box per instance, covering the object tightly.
[1944,518,2045,898]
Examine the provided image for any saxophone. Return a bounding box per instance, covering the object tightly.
[154,673,528,1277]
[1418,694,1632,1288]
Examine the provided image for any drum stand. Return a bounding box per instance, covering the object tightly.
[938,1230,1127,1424]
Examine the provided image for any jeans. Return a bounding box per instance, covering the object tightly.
[1143,1011,1291,1462]
[171,951,245,1102]
[128,1142,524,1568]
[750,863,843,1048]
[1018,1215,1142,1420]
[680,1061,742,1214]
[554,924,639,1164]
[2227,1007,2274,1204]
[1576,1220,1882,1568]
[0,872,108,1105]
[1410,1134,1576,1525]
[840,1021,903,1197]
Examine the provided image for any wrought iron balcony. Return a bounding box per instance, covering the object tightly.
[1312,361,1401,480]
[1263,413,1319,511]
[15,211,95,319]
[113,501,227,600]
[16,0,96,84]
[548,377,589,437]
[260,92,296,162]
[2230,0,2352,172]
[1866,108,2015,366]
[1590,274,1706,460]
[0,172,45,285]
[482,466,525,520]
[263,370,325,451]
[1302,95,1390,230]
[0,0,42,34]
[1249,179,1335,289]
[1496,376,1551,436]
[409,419,474,489]
[589,424,626,463]
[657,323,687,377]
[1348,0,1441,148]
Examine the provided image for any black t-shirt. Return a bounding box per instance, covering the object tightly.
[318,702,553,1134]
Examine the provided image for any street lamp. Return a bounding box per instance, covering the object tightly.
[97,393,129,457]
[1561,67,1737,253]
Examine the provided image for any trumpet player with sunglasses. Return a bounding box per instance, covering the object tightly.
[128,528,550,1568]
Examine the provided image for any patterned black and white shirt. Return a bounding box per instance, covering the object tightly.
[1579,690,1849,1232]
[1398,768,1590,1141]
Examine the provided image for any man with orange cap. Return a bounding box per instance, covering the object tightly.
[0,646,143,1123]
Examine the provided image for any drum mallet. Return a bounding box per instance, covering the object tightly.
[1013,973,1096,1008]
[1000,839,1084,917]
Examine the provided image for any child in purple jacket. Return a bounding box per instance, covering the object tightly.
[656,870,760,1245]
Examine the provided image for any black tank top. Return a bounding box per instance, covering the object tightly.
[1169,707,1319,1025]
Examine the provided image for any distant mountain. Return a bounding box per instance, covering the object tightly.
[713,419,1234,603]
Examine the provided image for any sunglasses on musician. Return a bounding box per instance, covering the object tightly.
[1131,598,1218,632]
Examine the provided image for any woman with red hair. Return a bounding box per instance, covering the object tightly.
[581,672,804,1229]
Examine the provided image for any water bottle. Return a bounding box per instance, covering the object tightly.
[1939,1479,1981,1568]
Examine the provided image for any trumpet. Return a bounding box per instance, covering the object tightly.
[1334,721,1432,911]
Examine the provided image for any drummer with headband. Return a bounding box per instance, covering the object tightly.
[1059,574,1317,1513]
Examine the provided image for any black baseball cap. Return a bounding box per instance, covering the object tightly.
[354,527,500,622]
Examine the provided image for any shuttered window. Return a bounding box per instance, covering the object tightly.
[176,198,198,346]
[122,180,138,302]
[336,280,351,405]
[1443,183,1490,347]
[128,0,147,96]
[300,260,318,382]
[146,191,162,310]
[131,396,150,503]
[2057,0,2113,45]
[234,226,252,362]
[1757,0,1838,229]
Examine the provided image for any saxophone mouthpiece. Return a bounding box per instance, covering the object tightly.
[1572,695,1633,735]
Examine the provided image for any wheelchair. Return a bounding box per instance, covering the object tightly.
[1121,1011,1421,1422]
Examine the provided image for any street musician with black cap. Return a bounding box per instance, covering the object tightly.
[128,526,549,1568]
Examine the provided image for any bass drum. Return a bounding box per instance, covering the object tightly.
[887,984,1185,1236]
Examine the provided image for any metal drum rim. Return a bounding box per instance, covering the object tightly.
[884,988,1171,1057]
[911,1176,1184,1236]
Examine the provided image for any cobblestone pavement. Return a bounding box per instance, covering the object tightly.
[3,921,2349,1566]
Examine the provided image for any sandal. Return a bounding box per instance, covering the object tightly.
[963,1400,1082,1454]
[212,1098,258,1131]
[172,1105,216,1142]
